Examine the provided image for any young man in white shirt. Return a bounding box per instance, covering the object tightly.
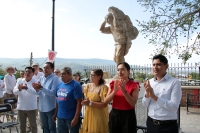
[13,67,38,133]
[142,54,182,133]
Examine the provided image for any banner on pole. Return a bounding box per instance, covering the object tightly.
[48,49,57,63]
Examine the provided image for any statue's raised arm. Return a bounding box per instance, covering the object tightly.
[100,6,139,65]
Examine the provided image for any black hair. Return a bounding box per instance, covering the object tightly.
[25,67,35,73]
[92,69,105,85]
[45,62,54,69]
[73,72,81,80]
[152,54,168,65]
[117,62,131,79]
[117,62,131,71]
[39,68,43,72]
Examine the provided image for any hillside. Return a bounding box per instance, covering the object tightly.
[0,58,115,73]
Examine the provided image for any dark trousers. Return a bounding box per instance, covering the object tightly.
[57,117,81,133]
[109,108,137,133]
[40,108,56,133]
[147,117,178,133]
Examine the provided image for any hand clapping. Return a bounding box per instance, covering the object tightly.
[144,80,156,100]
[32,82,42,92]
[114,79,127,93]
[18,83,27,91]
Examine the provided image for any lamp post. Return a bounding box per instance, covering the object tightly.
[52,0,55,51]
[52,0,55,67]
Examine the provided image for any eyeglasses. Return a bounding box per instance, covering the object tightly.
[90,74,96,77]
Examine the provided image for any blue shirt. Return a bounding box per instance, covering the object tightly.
[142,74,182,120]
[27,73,60,112]
[56,80,82,119]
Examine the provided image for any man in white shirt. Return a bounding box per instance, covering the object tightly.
[4,66,16,98]
[142,54,182,133]
[13,67,38,133]
[32,63,44,81]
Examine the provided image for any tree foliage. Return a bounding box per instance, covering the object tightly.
[136,0,200,63]
[0,68,6,77]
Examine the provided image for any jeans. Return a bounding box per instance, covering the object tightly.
[40,108,56,133]
[57,117,81,133]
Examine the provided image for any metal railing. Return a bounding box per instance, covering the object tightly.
[136,97,147,133]
[83,63,200,86]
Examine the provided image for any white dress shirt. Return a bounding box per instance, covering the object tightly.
[142,74,182,120]
[0,80,5,98]
[13,78,38,110]
[4,74,16,94]
[32,72,44,82]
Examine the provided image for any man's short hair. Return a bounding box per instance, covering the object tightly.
[152,54,168,65]
[61,67,72,75]
[45,62,54,69]
[25,67,35,73]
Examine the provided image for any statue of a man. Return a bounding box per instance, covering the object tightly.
[100,6,139,65]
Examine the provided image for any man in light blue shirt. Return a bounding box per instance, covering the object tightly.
[142,54,182,133]
[28,62,60,133]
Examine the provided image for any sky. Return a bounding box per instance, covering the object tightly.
[0,0,199,65]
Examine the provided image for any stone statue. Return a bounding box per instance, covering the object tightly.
[100,6,139,65]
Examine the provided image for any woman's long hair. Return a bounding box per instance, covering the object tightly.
[92,69,105,85]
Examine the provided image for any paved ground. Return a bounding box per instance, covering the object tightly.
[0,108,199,133]
[0,83,199,133]
[180,107,200,133]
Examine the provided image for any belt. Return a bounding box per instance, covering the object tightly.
[148,117,176,126]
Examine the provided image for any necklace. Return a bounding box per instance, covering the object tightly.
[88,83,102,94]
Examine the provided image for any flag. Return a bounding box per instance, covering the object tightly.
[48,49,57,63]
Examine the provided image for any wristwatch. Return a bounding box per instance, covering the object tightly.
[89,101,92,106]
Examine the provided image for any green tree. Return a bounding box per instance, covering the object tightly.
[189,72,200,80]
[0,68,6,77]
[137,0,200,63]
[15,71,20,79]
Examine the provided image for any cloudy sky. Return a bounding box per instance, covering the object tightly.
[0,0,199,65]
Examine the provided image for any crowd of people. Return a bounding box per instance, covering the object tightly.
[0,54,182,133]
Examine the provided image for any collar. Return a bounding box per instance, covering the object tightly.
[64,79,73,84]
[23,78,33,83]
[154,73,169,81]
[45,73,54,78]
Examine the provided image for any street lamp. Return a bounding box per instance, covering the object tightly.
[52,0,55,51]
[52,0,55,67]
